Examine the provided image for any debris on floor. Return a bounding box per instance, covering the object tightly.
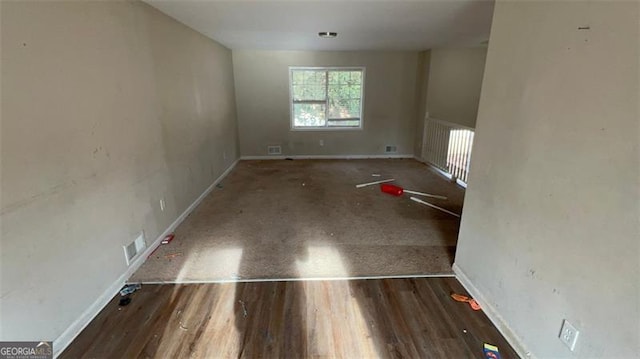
[118,284,141,307]
[381,183,404,196]
[356,173,455,220]
[147,244,161,259]
[118,296,131,307]
[404,189,447,200]
[216,183,224,189]
[120,283,141,296]
[238,300,248,317]
[177,310,189,330]
[355,178,394,188]
[161,233,175,245]
[410,197,460,218]
[371,173,381,177]
[378,183,447,200]
[483,343,501,359]
[451,293,481,310]
[164,252,183,259]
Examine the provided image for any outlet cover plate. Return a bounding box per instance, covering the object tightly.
[559,319,579,351]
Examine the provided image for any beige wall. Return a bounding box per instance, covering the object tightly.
[232,50,419,157]
[455,1,639,357]
[413,50,431,157]
[426,48,487,128]
[1,0,238,345]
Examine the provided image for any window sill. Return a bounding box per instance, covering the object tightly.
[290,126,364,132]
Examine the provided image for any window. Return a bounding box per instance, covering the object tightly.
[290,67,364,130]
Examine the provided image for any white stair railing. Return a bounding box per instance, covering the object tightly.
[422,118,475,184]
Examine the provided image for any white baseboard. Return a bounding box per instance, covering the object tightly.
[52,159,239,358]
[452,263,534,359]
[52,263,131,357]
[240,154,415,160]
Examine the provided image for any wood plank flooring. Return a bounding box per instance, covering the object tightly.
[61,278,518,358]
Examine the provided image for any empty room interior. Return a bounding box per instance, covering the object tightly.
[1,0,638,358]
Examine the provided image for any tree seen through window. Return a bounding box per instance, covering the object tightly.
[291,68,364,129]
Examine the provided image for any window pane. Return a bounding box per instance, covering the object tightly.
[328,71,358,85]
[328,89,361,120]
[329,71,362,85]
[290,68,363,129]
[291,70,326,101]
[293,103,326,127]
[293,84,325,101]
[328,98,361,119]
[292,71,305,84]
[292,70,325,85]
[327,70,362,121]
[351,71,362,83]
[348,85,361,98]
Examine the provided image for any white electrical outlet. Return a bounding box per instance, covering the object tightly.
[559,319,579,351]
[319,139,324,146]
[160,198,165,211]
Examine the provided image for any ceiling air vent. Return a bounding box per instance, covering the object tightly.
[267,145,282,155]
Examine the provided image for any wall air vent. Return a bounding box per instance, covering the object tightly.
[385,145,398,153]
[123,232,146,266]
[267,145,282,155]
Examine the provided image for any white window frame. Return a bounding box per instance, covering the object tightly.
[289,66,366,131]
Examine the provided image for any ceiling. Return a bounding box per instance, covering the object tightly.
[145,0,495,51]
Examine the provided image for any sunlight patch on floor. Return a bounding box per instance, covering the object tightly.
[174,247,244,283]
[297,246,380,357]
[295,245,350,278]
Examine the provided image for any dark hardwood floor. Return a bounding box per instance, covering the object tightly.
[61,277,517,358]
